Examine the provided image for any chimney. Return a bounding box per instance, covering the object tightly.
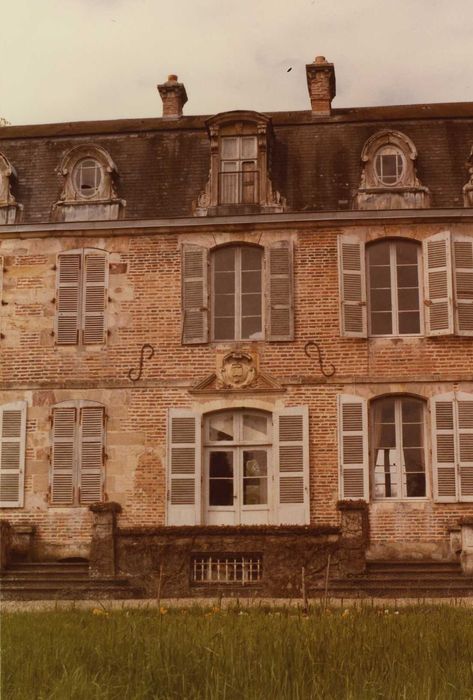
[306,56,336,116]
[157,75,188,119]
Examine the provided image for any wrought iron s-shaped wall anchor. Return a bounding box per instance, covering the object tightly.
[128,344,155,382]
[304,339,336,378]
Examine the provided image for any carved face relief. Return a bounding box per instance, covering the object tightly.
[218,351,256,389]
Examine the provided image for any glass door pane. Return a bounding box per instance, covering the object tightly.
[209,451,234,506]
[242,450,267,505]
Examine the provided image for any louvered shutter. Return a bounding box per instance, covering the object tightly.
[457,392,473,502]
[423,232,454,336]
[266,241,294,341]
[79,405,104,504]
[431,393,457,502]
[274,407,309,524]
[453,234,473,336]
[56,253,81,345]
[0,402,27,508]
[337,236,367,337]
[167,409,202,525]
[338,394,369,500]
[182,245,208,344]
[51,406,76,505]
[82,253,107,344]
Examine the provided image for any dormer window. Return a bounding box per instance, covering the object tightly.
[374,146,405,186]
[194,110,285,217]
[0,152,21,224]
[73,158,103,199]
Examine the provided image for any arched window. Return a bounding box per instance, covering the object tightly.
[211,245,264,341]
[371,396,426,499]
[72,158,103,199]
[367,239,422,336]
[373,145,405,186]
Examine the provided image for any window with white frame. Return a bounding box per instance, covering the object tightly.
[0,401,27,508]
[371,396,426,499]
[373,146,405,186]
[50,401,105,506]
[167,406,309,526]
[56,248,108,346]
[338,231,473,338]
[72,158,103,199]
[219,136,258,205]
[181,241,293,344]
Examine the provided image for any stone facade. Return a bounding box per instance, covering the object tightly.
[1,57,473,591]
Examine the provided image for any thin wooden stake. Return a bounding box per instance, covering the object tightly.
[323,553,332,612]
[301,566,308,614]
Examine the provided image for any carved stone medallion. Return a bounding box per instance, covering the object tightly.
[217,351,256,390]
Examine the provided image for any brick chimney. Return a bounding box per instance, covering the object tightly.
[157,75,188,119]
[306,56,336,116]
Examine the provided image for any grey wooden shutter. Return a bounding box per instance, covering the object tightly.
[457,392,473,502]
[452,234,473,336]
[423,232,454,336]
[182,245,208,344]
[79,405,105,504]
[56,253,81,345]
[0,401,27,508]
[431,393,457,502]
[274,407,309,524]
[51,406,77,505]
[82,253,107,344]
[338,394,369,500]
[266,241,294,341]
[337,236,367,337]
[167,409,202,525]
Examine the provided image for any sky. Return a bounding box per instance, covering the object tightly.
[1,0,472,125]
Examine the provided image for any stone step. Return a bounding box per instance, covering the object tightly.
[320,587,473,599]
[7,563,89,574]
[0,585,145,601]
[328,579,473,591]
[1,575,129,585]
[367,561,462,574]
[362,572,466,580]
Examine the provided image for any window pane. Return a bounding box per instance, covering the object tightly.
[370,288,392,312]
[244,478,267,505]
[396,241,418,265]
[397,265,419,288]
[221,138,239,159]
[402,399,422,423]
[241,315,262,340]
[242,270,262,293]
[377,399,395,423]
[406,473,426,497]
[403,448,425,472]
[214,294,235,316]
[374,449,399,498]
[214,247,235,272]
[402,422,422,448]
[369,244,390,265]
[243,450,267,505]
[399,311,420,334]
[242,415,268,441]
[214,272,235,294]
[214,317,235,341]
[209,451,234,506]
[208,414,234,442]
[371,312,392,335]
[74,159,101,197]
[398,288,420,311]
[241,247,262,270]
[370,266,391,289]
[242,293,261,316]
[209,451,233,477]
[243,450,267,476]
[241,137,257,158]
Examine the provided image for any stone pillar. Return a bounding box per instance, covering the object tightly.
[157,75,188,118]
[460,518,473,577]
[0,520,12,571]
[89,502,122,578]
[337,500,369,575]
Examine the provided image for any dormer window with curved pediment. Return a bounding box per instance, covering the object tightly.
[53,144,125,222]
[0,152,22,224]
[194,111,285,217]
[355,130,430,210]
[463,147,473,208]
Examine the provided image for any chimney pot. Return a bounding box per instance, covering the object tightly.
[157,75,188,119]
[306,55,336,116]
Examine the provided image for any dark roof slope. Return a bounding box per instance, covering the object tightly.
[1,103,472,223]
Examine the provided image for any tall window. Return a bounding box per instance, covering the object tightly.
[219,136,258,204]
[212,245,263,341]
[371,396,426,499]
[204,410,271,525]
[367,239,421,335]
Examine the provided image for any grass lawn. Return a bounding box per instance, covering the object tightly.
[2,605,473,699]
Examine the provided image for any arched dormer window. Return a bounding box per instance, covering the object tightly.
[355,130,430,210]
[194,111,285,216]
[0,152,21,224]
[463,146,473,208]
[53,144,124,222]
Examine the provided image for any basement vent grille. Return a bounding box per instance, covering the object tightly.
[191,555,262,585]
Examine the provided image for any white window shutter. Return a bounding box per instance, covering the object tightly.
[431,393,458,502]
[266,241,294,341]
[51,406,77,505]
[423,232,454,336]
[337,236,367,337]
[0,401,27,508]
[182,245,208,344]
[56,253,81,345]
[167,409,202,525]
[457,392,473,502]
[452,234,473,336]
[274,406,309,524]
[82,253,107,344]
[79,405,105,504]
[338,394,369,500]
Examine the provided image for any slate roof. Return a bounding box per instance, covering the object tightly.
[1,102,472,223]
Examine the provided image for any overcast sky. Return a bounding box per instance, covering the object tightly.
[1,0,472,125]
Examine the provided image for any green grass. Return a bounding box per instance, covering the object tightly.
[2,605,473,699]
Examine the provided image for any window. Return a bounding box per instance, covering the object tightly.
[182,241,293,344]
[192,555,262,584]
[338,231,473,337]
[72,159,103,199]
[56,249,108,346]
[219,136,258,204]
[167,407,309,526]
[374,146,404,186]
[0,402,27,508]
[371,396,426,499]
[367,239,421,335]
[212,246,263,341]
[50,401,105,506]
[0,152,20,224]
